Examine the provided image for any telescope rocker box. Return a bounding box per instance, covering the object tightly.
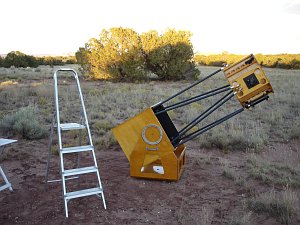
[112,107,186,181]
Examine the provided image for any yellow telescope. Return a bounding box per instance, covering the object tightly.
[113,54,273,181]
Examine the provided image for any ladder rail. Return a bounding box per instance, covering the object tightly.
[73,70,94,147]
[72,70,107,209]
[53,70,63,151]
[53,70,67,203]
[72,70,104,194]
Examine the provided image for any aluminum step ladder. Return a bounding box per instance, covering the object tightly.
[45,68,106,217]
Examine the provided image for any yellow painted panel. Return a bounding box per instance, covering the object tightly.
[112,107,186,181]
[112,108,158,160]
[223,54,273,106]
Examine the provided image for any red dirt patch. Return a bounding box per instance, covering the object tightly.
[0,139,299,225]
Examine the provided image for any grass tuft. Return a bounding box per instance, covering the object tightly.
[229,211,252,225]
[247,186,298,224]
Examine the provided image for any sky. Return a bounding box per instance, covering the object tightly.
[0,0,299,55]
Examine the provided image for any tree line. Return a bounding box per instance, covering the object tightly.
[194,52,300,69]
[0,51,76,68]
[76,27,199,81]
[2,31,299,80]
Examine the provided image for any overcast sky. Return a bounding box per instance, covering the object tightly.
[1,0,299,55]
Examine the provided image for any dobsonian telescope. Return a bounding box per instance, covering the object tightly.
[113,54,273,181]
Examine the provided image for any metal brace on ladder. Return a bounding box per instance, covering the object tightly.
[0,138,17,192]
[45,68,106,217]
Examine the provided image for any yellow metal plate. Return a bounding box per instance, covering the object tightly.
[223,54,273,106]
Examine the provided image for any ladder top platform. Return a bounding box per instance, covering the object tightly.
[0,139,17,148]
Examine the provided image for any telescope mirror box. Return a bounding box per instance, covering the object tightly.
[223,54,273,106]
[112,107,185,181]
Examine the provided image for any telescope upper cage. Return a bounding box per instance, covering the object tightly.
[223,54,273,106]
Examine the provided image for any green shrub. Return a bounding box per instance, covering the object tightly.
[0,106,47,139]
[77,27,199,81]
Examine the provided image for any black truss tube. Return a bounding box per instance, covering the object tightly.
[155,86,231,116]
[172,90,234,144]
[158,68,223,106]
[158,84,231,113]
[245,94,269,108]
[175,107,244,148]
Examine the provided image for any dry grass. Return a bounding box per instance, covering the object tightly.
[1,66,299,149]
[247,154,300,188]
[0,64,80,80]
[247,186,298,224]
[229,211,252,225]
[194,206,214,225]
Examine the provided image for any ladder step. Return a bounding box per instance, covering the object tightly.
[60,123,85,131]
[63,166,98,177]
[61,145,94,154]
[65,187,103,200]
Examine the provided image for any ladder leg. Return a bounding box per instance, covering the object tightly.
[94,156,107,209]
[0,166,13,192]
[101,192,107,209]
[60,153,68,217]
[64,199,69,217]
[45,113,55,191]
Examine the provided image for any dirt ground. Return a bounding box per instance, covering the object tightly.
[0,66,299,224]
[1,137,299,225]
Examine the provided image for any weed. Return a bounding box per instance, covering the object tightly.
[37,96,48,105]
[193,206,214,225]
[221,159,246,187]
[289,122,300,140]
[247,186,298,224]
[50,145,59,155]
[94,130,116,149]
[194,152,212,167]
[229,211,252,225]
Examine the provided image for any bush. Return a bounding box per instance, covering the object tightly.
[83,28,147,81]
[0,56,3,67]
[0,106,47,140]
[141,29,199,80]
[76,27,199,81]
[3,51,39,68]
